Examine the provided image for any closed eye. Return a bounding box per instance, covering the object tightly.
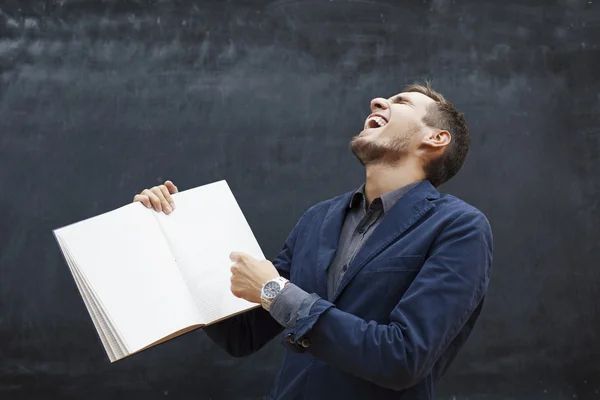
[391,95,412,105]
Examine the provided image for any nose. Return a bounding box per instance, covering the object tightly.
[370,97,389,112]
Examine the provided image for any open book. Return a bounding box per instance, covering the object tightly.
[53,180,264,362]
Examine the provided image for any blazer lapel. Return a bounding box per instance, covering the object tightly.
[332,180,440,302]
[313,190,355,298]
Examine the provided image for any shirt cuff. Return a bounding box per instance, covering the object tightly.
[269,284,318,328]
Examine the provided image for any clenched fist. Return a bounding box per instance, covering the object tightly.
[229,252,280,304]
[133,180,178,215]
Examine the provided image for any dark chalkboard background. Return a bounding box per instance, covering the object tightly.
[1,0,599,398]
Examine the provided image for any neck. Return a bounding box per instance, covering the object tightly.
[363,159,425,205]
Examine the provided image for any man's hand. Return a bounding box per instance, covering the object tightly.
[133,180,178,214]
[229,252,280,304]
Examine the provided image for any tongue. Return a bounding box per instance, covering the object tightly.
[369,118,381,129]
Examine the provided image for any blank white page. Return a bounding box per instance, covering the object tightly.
[54,203,203,354]
[155,180,264,323]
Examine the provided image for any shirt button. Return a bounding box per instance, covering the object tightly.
[342,264,348,272]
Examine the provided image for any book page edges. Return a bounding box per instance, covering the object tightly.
[59,233,131,352]
[53,231,128,361]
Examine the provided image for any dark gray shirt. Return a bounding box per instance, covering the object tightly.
[269,181,422,328]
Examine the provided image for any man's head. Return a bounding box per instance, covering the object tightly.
[349,82,469,187]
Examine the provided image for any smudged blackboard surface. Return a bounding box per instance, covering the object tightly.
[1,0,599,398]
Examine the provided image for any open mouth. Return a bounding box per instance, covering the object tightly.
[364,115,389,130]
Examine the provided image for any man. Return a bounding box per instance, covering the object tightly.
[133,83,493,399]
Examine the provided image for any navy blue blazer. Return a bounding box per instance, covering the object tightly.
[204,180,493,399]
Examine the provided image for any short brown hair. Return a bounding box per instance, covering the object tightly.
[404,82,470,187]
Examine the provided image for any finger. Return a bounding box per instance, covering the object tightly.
[133,194,151,209]
[229,252,244,262]
[230,276,241,297]
[150,186,172,214]
[165,180,178,194]
[159,185,176,210]
[142,189,163,212]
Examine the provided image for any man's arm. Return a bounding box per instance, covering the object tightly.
[281,211,493,390]
[202,212,304,357]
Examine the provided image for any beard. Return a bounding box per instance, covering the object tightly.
[349,134,411,166]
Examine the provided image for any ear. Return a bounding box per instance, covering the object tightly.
[422,129,451,149]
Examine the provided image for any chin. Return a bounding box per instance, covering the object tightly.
[350,137,380,165]
[350,134,367,150]
[353,130,377,144]
[350,133,408,166]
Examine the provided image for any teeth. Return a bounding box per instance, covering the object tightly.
[364,116,388,129]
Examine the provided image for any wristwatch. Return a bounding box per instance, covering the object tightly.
[261,276,290,311]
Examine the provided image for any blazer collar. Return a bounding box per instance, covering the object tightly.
[317,180,440,301]
[333,180,439,300]
[313,180,440,300]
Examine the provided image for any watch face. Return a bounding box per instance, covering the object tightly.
[263,281,281,298]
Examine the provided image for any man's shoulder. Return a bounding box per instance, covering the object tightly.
[435,192,482,213]
[433,192,491,231]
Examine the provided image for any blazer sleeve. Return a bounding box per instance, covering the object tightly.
[283,210,493,390]
[202,210,305,357]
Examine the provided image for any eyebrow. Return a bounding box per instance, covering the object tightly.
[390,94,413,105]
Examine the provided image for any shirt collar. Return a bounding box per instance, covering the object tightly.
[349,184,367,210]
[349,180,423,213]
